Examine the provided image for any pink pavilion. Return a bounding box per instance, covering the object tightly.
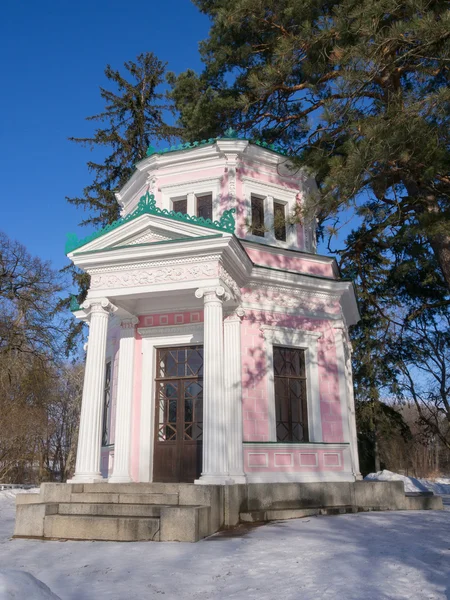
[65,133,361,486]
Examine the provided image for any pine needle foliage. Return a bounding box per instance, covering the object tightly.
[68,52,176,229]
[170,0,450,293]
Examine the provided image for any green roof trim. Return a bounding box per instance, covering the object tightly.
[69,295,81,312]
[73,234,223,256]
[145,131,292,159]
[65,192,236,254]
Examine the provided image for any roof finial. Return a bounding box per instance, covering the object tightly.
[223,127,238,138]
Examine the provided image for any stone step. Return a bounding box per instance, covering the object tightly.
[43,515,160,541]
[81,483,184,494]
[69,492,179,505]
[240,508,321,523]
[240,505,359,523]
[58,502,163,517]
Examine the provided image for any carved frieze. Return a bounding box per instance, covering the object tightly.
[91,262,218,289]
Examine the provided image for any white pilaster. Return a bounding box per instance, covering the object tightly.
[109,317,138,483]
[195,286,233,484]
[334,325,362,480]
[69,298,116,483]
[224,308,247,483]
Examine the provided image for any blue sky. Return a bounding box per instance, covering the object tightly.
[0,1,209,272]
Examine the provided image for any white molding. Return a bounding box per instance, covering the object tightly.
[139,325,204,482]
[243,442,349,448]
[333,324,362,478]
[160,177,222,222]
[242,177,299,249]
[261,326,323,443]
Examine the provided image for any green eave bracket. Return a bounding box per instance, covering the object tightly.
[65,192,236,254]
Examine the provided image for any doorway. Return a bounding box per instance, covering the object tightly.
[153,346,203,482]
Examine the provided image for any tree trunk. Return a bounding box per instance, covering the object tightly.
[427,228,450,291]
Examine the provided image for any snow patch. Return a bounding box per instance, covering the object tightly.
[0,570,61,599]
[0,488,39,503]
[365,470,450,494]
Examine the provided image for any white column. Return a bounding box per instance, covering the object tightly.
[195,286,232,484]
[109,317,138,483]
[334,325,362,479]
[69,298,115,483]
[224,308,246,483]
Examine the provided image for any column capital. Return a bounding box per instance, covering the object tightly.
[120,316,139,329]
[225,307,245,322]
[195,286,230,302]
[81,298,117,318]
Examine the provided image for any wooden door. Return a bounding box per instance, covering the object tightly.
[153,346,203,483]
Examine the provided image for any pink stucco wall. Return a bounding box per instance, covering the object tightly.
[246,247,335,278]
[241,310,344,446]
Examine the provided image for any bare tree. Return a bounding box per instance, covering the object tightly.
[393,316,450,452]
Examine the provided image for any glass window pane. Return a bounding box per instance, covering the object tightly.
[274,201,287,241]
[172,198,187,214]
[251,195,265,237]
[274,346,308,442]
[197,194,213,220]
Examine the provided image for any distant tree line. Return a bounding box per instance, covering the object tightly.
[0,232,83,484]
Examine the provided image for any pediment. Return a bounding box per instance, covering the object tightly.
[67,213,228,256]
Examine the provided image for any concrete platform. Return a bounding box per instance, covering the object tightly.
[14,480,443,542]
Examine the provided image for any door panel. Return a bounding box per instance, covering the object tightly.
[153,346,203,483]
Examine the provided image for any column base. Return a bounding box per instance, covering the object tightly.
[108,474,132,483]
[195,475,235,485]
[229,474,247,484]
[67,473,104,484]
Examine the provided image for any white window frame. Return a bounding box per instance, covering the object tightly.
[160,178,222,222]
[261,326,323,443]
[138,324,204,482]
[242,178,299,249]
[171,195,188,214]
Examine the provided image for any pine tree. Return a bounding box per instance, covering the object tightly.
[64,52,176,350]
[68,52,175,228]
[170,0,450,292]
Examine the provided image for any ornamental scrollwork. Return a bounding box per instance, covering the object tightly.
[65,192,236,254]
[90,262,218,289]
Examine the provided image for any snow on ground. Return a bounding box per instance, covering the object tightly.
[0,570,61,599]
[0,491,449,599]
[365,470,450,495]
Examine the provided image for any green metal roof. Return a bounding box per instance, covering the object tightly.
[145,128,292,160]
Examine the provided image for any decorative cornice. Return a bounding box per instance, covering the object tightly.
[66,191,236,254]
[218,264,241,301]
[87,254,222,274]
